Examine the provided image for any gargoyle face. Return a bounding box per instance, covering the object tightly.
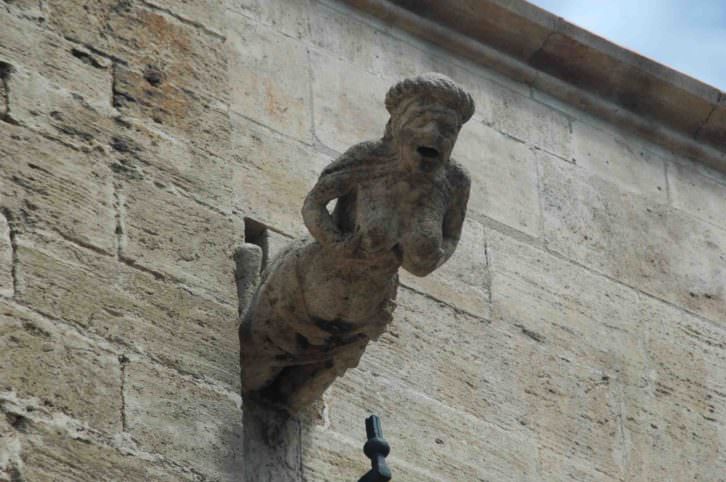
[395,104,460,175]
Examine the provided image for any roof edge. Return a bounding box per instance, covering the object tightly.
[341,0,726,173]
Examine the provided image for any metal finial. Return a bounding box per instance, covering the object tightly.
[358,415,392,482]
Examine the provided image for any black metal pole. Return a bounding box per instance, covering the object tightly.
[358,415,392,482]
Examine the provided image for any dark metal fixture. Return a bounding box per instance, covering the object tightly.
[358,415,392,482]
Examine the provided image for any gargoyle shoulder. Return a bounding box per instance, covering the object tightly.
[446,160,471,193]
[320,140,386,177]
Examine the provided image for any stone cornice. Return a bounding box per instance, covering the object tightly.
[342,0,726,173]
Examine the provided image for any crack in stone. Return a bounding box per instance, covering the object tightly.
[1,208,19,298]
[119,354,129,432]
[113,182,125,260]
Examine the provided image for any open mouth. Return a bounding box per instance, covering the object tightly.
[416,146,440,159]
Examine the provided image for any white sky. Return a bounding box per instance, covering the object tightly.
[528,0,726,90]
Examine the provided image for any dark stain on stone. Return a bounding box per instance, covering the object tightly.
[71,48,105,69]
[313,317,355,335]
[5,412,30,433]
[144,66,164,87]
[515,324,545,343]
[0,61,14,79]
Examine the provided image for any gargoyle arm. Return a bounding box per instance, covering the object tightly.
[438,163,470,268]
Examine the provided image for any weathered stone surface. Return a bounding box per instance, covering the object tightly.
[229,0,311,39]
[113,63,231,159]
[324,367,539,481]
[624,295,726,481]
[241,73,476,414]
[0,214,11,297]
[0,395,196,482]
[120,177,242,303]
[488,228,726,480]
[0,123,116,254]
[0,0,46,23]
[14,233,240,389]
[0,301,122,433]
[668,159,726,229]
[0,9,112,112]
[488,230,646,479]
[311,50,392,152]
[491,87,573,160]
[301,428,368,482]
[6,63,118,150]
[230,115,329,237]
[540,151,726,322]
[227,12,312,143]
[110,117,236,211]
[399,218,489,318]
[243,400,303,482]
[354,287,524,432]
[47,2,227,102]
[571,120,667,200]
[125,359,243,479]
[143,0,228,37]
[309,0,431,80]
[301,426,445,482]
[453,119,541,236]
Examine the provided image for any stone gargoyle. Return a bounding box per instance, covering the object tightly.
[239,73,474,413]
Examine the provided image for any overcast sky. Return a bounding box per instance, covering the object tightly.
[528,0,726,90]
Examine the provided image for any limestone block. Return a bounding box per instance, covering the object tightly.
[14,233,240,389]
[113,64,231,159]
[536,448,622,482]
[124,359,243,479]
[571,120,667,200]
[309,0,431,79]
[229,0,312,39]
[311,50,392,152]
[6,64,118,151]
[0,301,121,433]
[488,231,649,479]
[488,229,647,373]
[0,403,195,482]
[0,9,112,112]
[0,0,46,22]
[486,229,725,479]
[400,219,489,318]
[110,118,236,211]
[489,85,572,160]
[0,123,116,254]
[120,177,242,303]
[622,296,726,481]
[453,120,541,236]
[310,0,532,117]
[540,152,726,322]
[0,214,11,297]
[350,288,525,432]
[227,12,312,143]
[143,0,228,36]
[47,1,228,102]
[302,426,443,482]
[668,159,726,229]
[324,368,539,481]
[301,428,369,482]
[230,115,329,237]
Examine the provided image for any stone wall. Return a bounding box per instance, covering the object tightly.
[1,0,724,481]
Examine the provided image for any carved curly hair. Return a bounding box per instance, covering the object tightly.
[385,72,475,125]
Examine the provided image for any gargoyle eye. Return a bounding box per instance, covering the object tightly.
[417,146,440,158]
